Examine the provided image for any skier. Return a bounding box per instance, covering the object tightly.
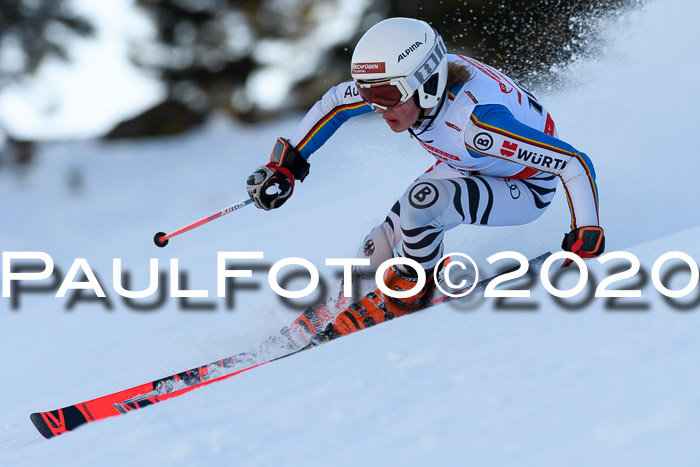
[246,17,604,339]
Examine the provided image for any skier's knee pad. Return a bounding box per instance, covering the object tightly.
[399,179,451,230]
[353,222,396,278]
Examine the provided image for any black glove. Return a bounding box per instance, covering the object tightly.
[562,226,605,258]
[246,138,310,211]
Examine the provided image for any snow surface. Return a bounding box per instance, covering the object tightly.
[2,0,700,465]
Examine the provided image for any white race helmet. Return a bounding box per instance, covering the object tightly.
[351,17,448,110]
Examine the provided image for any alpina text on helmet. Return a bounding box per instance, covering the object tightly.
[397,41,423,63]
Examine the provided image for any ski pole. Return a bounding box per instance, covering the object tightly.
[153,198,253,247]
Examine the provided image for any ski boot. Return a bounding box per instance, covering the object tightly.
[325,265,435,338]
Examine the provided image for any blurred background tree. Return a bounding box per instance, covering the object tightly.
[0,0,94,166]
[112,0,641,137]
[0,0,94,86]
[0,0,644,148]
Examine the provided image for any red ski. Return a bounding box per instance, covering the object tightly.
[31,252,551,439]
[30,298,343,439]
[30,355,271,439]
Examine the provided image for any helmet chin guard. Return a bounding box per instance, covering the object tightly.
[351,17,448,109]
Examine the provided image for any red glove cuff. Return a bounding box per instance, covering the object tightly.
[266,161,295,190]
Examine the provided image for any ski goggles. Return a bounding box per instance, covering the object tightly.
[356,78,414,110]
[354,34,447,110]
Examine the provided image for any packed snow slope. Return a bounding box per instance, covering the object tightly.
[2,0,700,465]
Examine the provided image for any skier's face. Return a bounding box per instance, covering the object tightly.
[374,97,421,133]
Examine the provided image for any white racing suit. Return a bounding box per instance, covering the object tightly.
[288,54,600,275]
